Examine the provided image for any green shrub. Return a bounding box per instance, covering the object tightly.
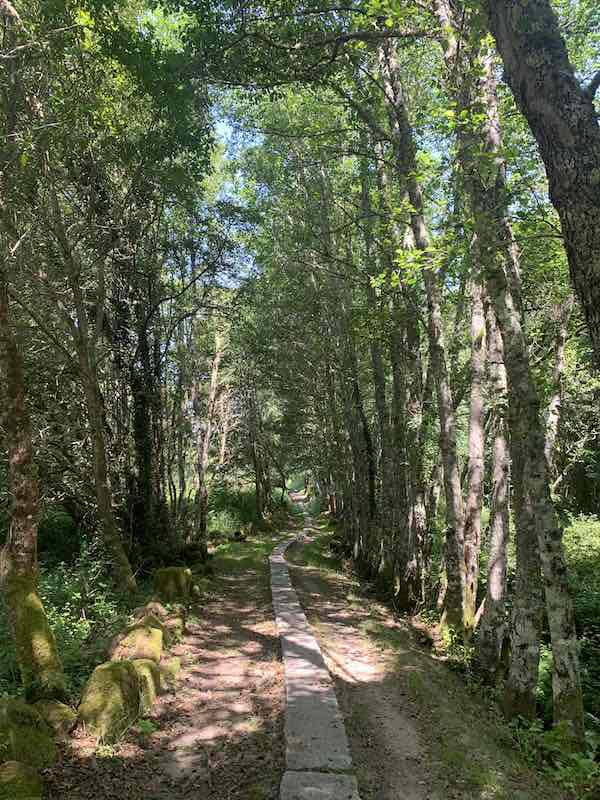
[208,483,262,533]
[0,539,130,699]
[511,717,600,798]
[563,515,600,728]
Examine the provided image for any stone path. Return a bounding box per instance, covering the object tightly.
[270,516,361,800]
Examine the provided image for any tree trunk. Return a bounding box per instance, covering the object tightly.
[478,47,582,746]
[477,300,510,678]
[219,392,230,466]
[375,144,424,608]
[378,37,466,628]
[425,269,466,631]
[67,274,137,594]
[193,335,223,554]
[0,272,66,699]
[78,349,138,593]
[434,5,584,740]
[361,158,394,562]
[463,279,486,634]
[485,0,600,366]
[0,10,66,698]
[545,296,573,476]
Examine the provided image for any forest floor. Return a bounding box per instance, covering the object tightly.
[44,528,290,800]
[44,511,564,800]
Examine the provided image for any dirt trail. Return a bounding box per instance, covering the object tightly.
[287,526,562,800]
[287,553,430,800]
[45,569,285,800]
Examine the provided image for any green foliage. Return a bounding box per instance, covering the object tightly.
[209,529,284,577]
[526,516,600,734]
[511,717,600,798]
[137,717,159,736]
[285,526,340,571]
[208,482,262,534]
[304,494,323,517]
[562,517,600,723]
[0,540,130,699]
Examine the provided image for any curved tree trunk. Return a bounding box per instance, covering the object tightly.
[485,0,600,367]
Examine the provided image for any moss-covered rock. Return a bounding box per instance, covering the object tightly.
[132,600,169,622]
[0,761,42,800]
[132,601,187,641]
[4,577,66,701]
[109,618,164,663]
[153,567,193,602]
[78,661,141,742]
[160,656,181,687]
[163,611,185,640]
[32,700,77,739]
[0,698,57,768]
[131,659,163,712]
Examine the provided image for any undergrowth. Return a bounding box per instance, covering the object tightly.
[0,535,139,700]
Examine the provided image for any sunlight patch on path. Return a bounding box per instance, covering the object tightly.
[270,514,361,799]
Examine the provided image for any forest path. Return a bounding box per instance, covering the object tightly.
[285,523,428,800]
[43,512,560,800]
[46,545,286,800]
[285,517,562,800]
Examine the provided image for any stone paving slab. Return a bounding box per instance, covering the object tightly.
[280,771,361,800]
[270,518,360,791]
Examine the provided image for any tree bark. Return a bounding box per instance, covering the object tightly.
[434,4,584,741]
[477,300,510,678]
[545,296,573,476]
[463,279,486,634]
[361,158,394,561]
[375,142,425,609]
[63,257,137,594]
[378,36,465,628]
[0,271,66,699]
[193,333,223,554]
[485,0,600,366]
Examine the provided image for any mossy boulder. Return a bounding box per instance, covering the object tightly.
[160,656,181,687]
[131,659,163,712]
[32,700,77,739]
[153,567,193,602]
[0,762,42,800]
[163,609,186,640]
[4,577,66,701]
[133,601,187,641]
[132,600,169,621]
[109,618,164,663]
[78,661,141,742]
[0,698,57,768]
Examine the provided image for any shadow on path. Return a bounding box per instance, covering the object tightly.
[287,529,563,800]
[45,567,285,800]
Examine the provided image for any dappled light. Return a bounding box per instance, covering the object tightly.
[1,2,600,798]
[46,559,285,799]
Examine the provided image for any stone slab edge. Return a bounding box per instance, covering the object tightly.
[271,516,361,800]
